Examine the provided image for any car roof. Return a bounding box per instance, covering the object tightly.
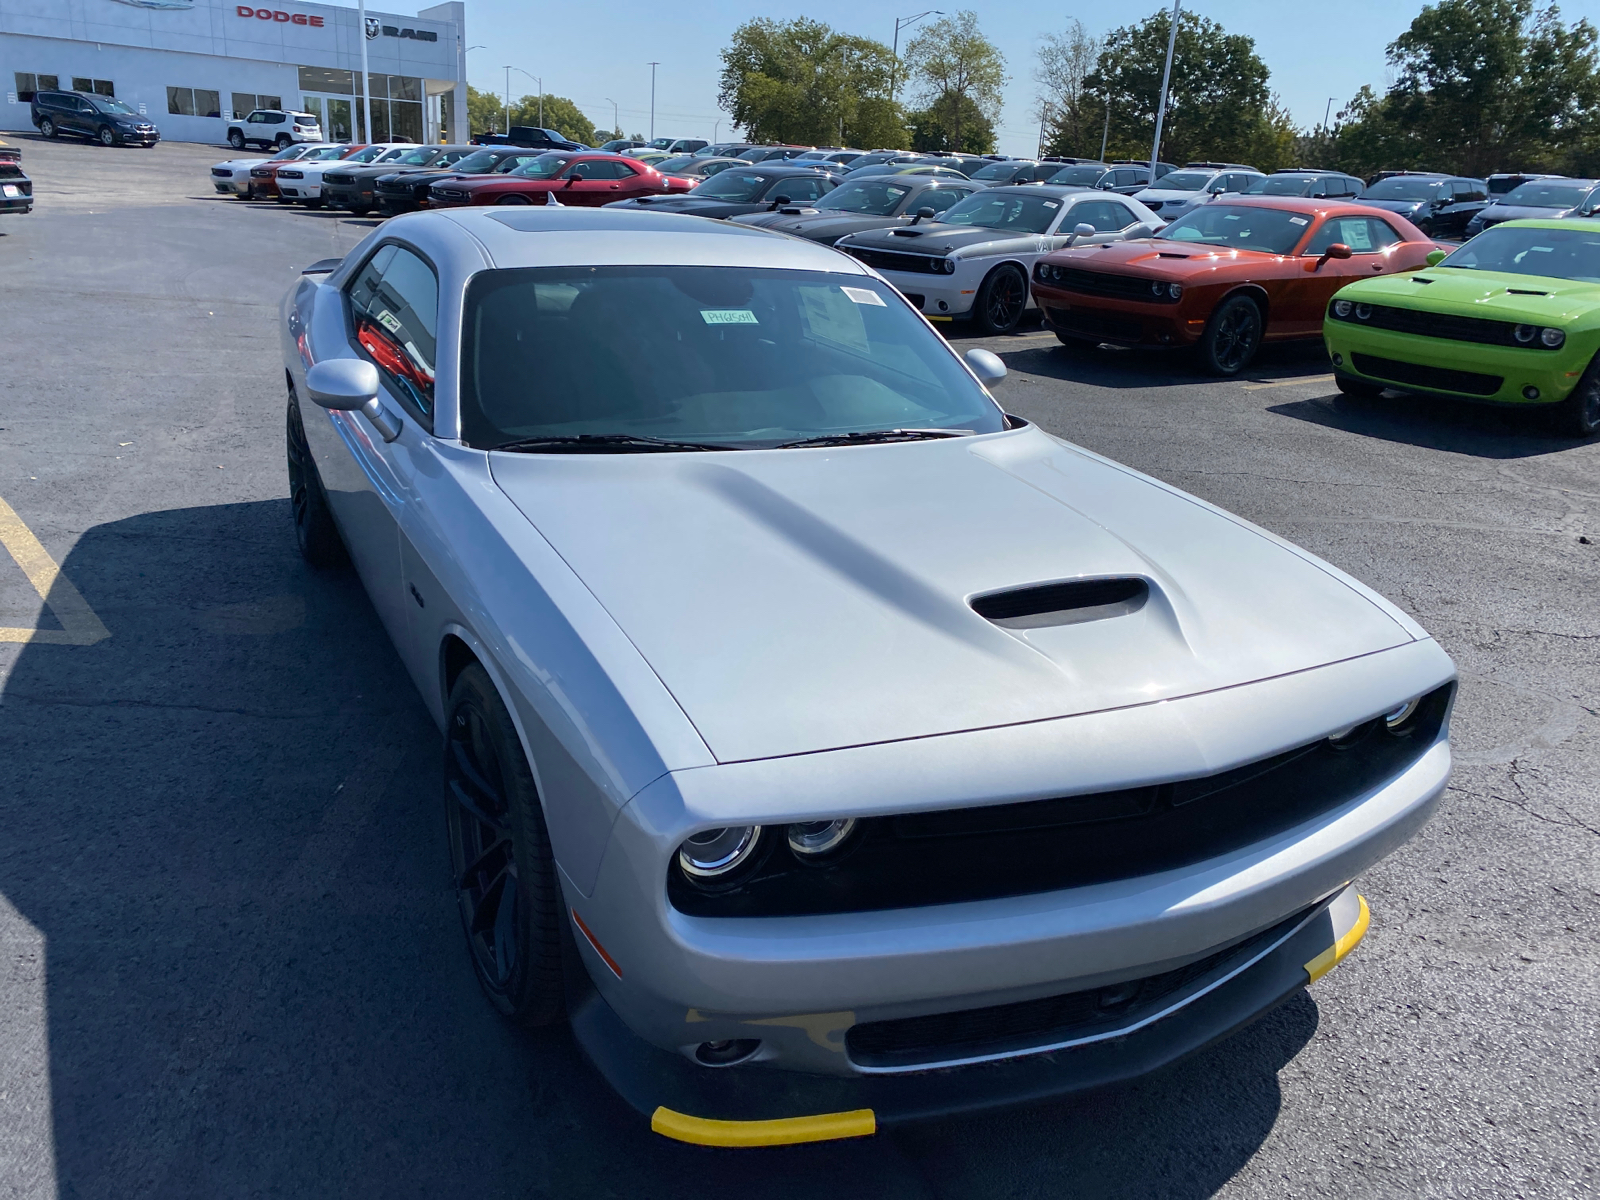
[1203,195,1420,221]
[981,183,1092,197]
[413,207,875,272]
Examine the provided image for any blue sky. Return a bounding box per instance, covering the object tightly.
[376,0,1600,155]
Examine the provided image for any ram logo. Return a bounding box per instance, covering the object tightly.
[364,16,380,39]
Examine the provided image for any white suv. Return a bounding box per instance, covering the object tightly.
[227,109,322,151]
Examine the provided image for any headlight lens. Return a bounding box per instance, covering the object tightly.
[1384,698,1420,730]
[942,257,957,274]
[1354,303,1372,321]
[787,818,858,859]
[1333,299,1353,318]
[1168,282,1183,299]
[1150,280,1165,296]
[1514,324,1537,344]
[677,826,763,879]
[1540,326,1565,347]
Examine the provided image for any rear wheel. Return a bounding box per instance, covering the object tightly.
[228,128,245,150]
[445,664,566,1025]
[275,134,291,149]
[1554,355,1600,438]
[973,264,1029,335]
[496,194,533,205]
[1198,294,1264,375]
[38,118,56,139]
[285,392,347,569]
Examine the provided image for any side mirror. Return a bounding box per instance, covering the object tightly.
[910,205,936,225]
[306,359,378,410]
[768,194,790,210]
[564,172,585,186]
[1073,222,1096,238]
[964,347,1007,386]
[1425,248,1447,266]
[1325,243,1353,259]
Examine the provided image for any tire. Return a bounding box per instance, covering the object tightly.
[1335,371,1385,400]
[275,134,292,149]
[1553,355,1600,438]
[98,125,118,147]
[445,663,566,1026]
[1054,331,1096,351]
[973,264,1028,335]
[38,118,56,139]
[285,392,348,569]
[496,195,533,205]
[349,205,372,217]
[228,129,245,150]
[1198,294,1264,375]
[305,198,324,209]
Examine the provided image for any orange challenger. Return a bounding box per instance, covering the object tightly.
[1031,197,1445,374]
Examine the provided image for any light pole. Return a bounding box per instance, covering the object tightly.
[890,10,941,104]
[605,97,619,139]
[503,66,541,129]
[1099,94,1111,161]
[1148,0,1181,184]
[648,62,660,141]
[358,0,372,142]
[461,45,485,138]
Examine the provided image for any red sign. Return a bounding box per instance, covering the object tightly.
[235,6,325,26]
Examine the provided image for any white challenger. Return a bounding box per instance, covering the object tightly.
[280,207,1455,1147]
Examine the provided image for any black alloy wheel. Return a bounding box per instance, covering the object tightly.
[98,125,117,147]
[285,391,347,568]
[444,663,566,1025]
[1555,354,1600,438]
[497,194,532,205]
[1199,294,1264,375]
[228,129,245,149]
[974,264,1028,335]
[38,118,56,139]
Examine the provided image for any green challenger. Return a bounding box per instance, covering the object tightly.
[1323,218,1600,437]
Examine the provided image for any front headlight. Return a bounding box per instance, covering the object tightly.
[941,257,957,274]
[1354,303,1372,321]
[787,818,858,859]
[1333,299,1353,318]
[676,826,763,880]
[1514,324,1537,344]
[1168,282,1183,299]
[1540,326,1565,348]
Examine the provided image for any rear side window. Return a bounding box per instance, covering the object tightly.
[920,188,966,213]
[1072,200,1136,232]
[347,244,439,423]
[1304,216,1402,254]
[778,176,829,202]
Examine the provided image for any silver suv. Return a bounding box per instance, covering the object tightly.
[227,109,322,151]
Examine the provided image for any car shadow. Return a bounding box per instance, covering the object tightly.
[0,497,1313,1198]
[1268,390,1581,459]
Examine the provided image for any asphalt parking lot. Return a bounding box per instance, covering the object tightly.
[0,133,1595,1199]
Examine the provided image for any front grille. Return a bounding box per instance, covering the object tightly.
[278,169,303,179]
[1330,303,1555,348]
[250,168,272,178]
[669,683,1454,918]
[1351,353,1503,396]
[1046,306,1144,342]
[1045,267,1180,303]
[846,905,1309,1069]
[844,246,948,275]
[211,167,231,177]
[433,188,466,198]
[324,172,355,185]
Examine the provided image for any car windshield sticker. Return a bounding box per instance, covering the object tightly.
[1289,216,1308,225]
[1344,221,1374,251]
[840,286,886,306]
[800,287,869,352]
[1043,201,1059,208]
[700,309,759,325]
[377,310,403,334]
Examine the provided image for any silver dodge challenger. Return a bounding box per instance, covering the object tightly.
[280,207,1455,1148]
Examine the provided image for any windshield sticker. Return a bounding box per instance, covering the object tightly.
[840,286,886,306]
[700,309,759,325]
[1289,216,1308,225]
[1043,201,1059,208]
[376,309,403,333]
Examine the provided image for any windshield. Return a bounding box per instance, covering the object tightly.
[1047,164,1106,185]
[1245,175,1315,195]
[654,155,698,173]
[392,148,435,165]
[970,162,1023,180]
[1362,177,1446,201]
[91,97,138,115]
[649,138,674,149]
[814,179,912,215]
[1158,204,1309,254]
[377,148,411,162]
[1152,170,1211,191]
[511,155,572,178]
[1437,225,1600,282]
[271,145,308,160]
[304,146,347,161]
[940,191,1063,233]
[450,150,498,172]
[1499,181,1594,208]
[460,267,1004,449]
[691,171,775,200]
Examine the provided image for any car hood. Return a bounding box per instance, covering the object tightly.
[610,195,760,215]
[1047,238,1279,279]
[1334,266,1600,322]
[1133,189,1205,204]
[489,427,1414,763]
[733,212,914,242]
[1478,203,1578,224]
[842,223,1037,254]
[1359,198,1431,215]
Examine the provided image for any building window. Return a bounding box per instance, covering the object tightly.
[167,87,221,118]
[13,73,60,102]
[72,77,115,97]
[230,93,283,120]
[298,66,354,95]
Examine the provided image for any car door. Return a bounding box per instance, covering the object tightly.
[562,159,635,205]
[307,242,440,657]
[1280,214,1408,334]
[71,96,98,137]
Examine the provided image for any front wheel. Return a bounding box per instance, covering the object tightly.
[286,393,347,569]
[228,129,245,150]
[1554,356,1600,438]
[98,125,118,147]
[445,664,566,1026]
[38,118,56,139]
[1198,294,1264,375]
[1335,372,1385,400]
[973,264,1029,335]
[496,194,533,205]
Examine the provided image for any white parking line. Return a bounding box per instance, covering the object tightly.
[1242,374,1335,391]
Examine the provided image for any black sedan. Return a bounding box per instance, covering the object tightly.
[1462,178,1600,237]
[374,146,551,215]
[730,175,981,244]
[322,145,473,215]
[604,165,844,219]
[0,140,32,216]
[1353,173,1487,237]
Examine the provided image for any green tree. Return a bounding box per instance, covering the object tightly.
[718,18,908,148]
[1037,20,1103,159]
[1085,8,1274,167]
[508,94,601,144]
[907,93,997,154]
[466,83,503,135]
[902,11,1006,154]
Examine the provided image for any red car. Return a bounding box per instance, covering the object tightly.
[1030,197,1445,374]
[428,151,692,207]
[250,143,364,202]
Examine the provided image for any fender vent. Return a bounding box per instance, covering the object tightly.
[971,577,1149,629]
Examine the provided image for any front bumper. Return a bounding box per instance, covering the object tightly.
[1035,285,1196,347]
[873,268,979,320]
[570,884,1372,1145]
[278,181,322,200]
[324,183,375,209]
[118,130,160,146]
[0,180,32,214]
[1324,320,1589,405]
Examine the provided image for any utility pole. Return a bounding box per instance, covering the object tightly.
[502,65,510,132]
[606,97,618,138]
[1099,95,1111,161]
[358,0,372,142]
[1148,0,1180,183]
[889,10,941,105]
[648,62,659,141]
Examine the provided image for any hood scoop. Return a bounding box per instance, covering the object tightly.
[891,228,927,237]
[971,577,1149,630]
[1157,252,1191,259]
[1506,287,1549,295]
[1411,276,1434,284]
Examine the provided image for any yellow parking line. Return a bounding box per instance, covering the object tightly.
[0,493,110,645]
[1242,374,1335,391]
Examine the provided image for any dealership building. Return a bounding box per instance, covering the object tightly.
[0,0,467,144]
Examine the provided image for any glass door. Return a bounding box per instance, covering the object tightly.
[324,98,353,142]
